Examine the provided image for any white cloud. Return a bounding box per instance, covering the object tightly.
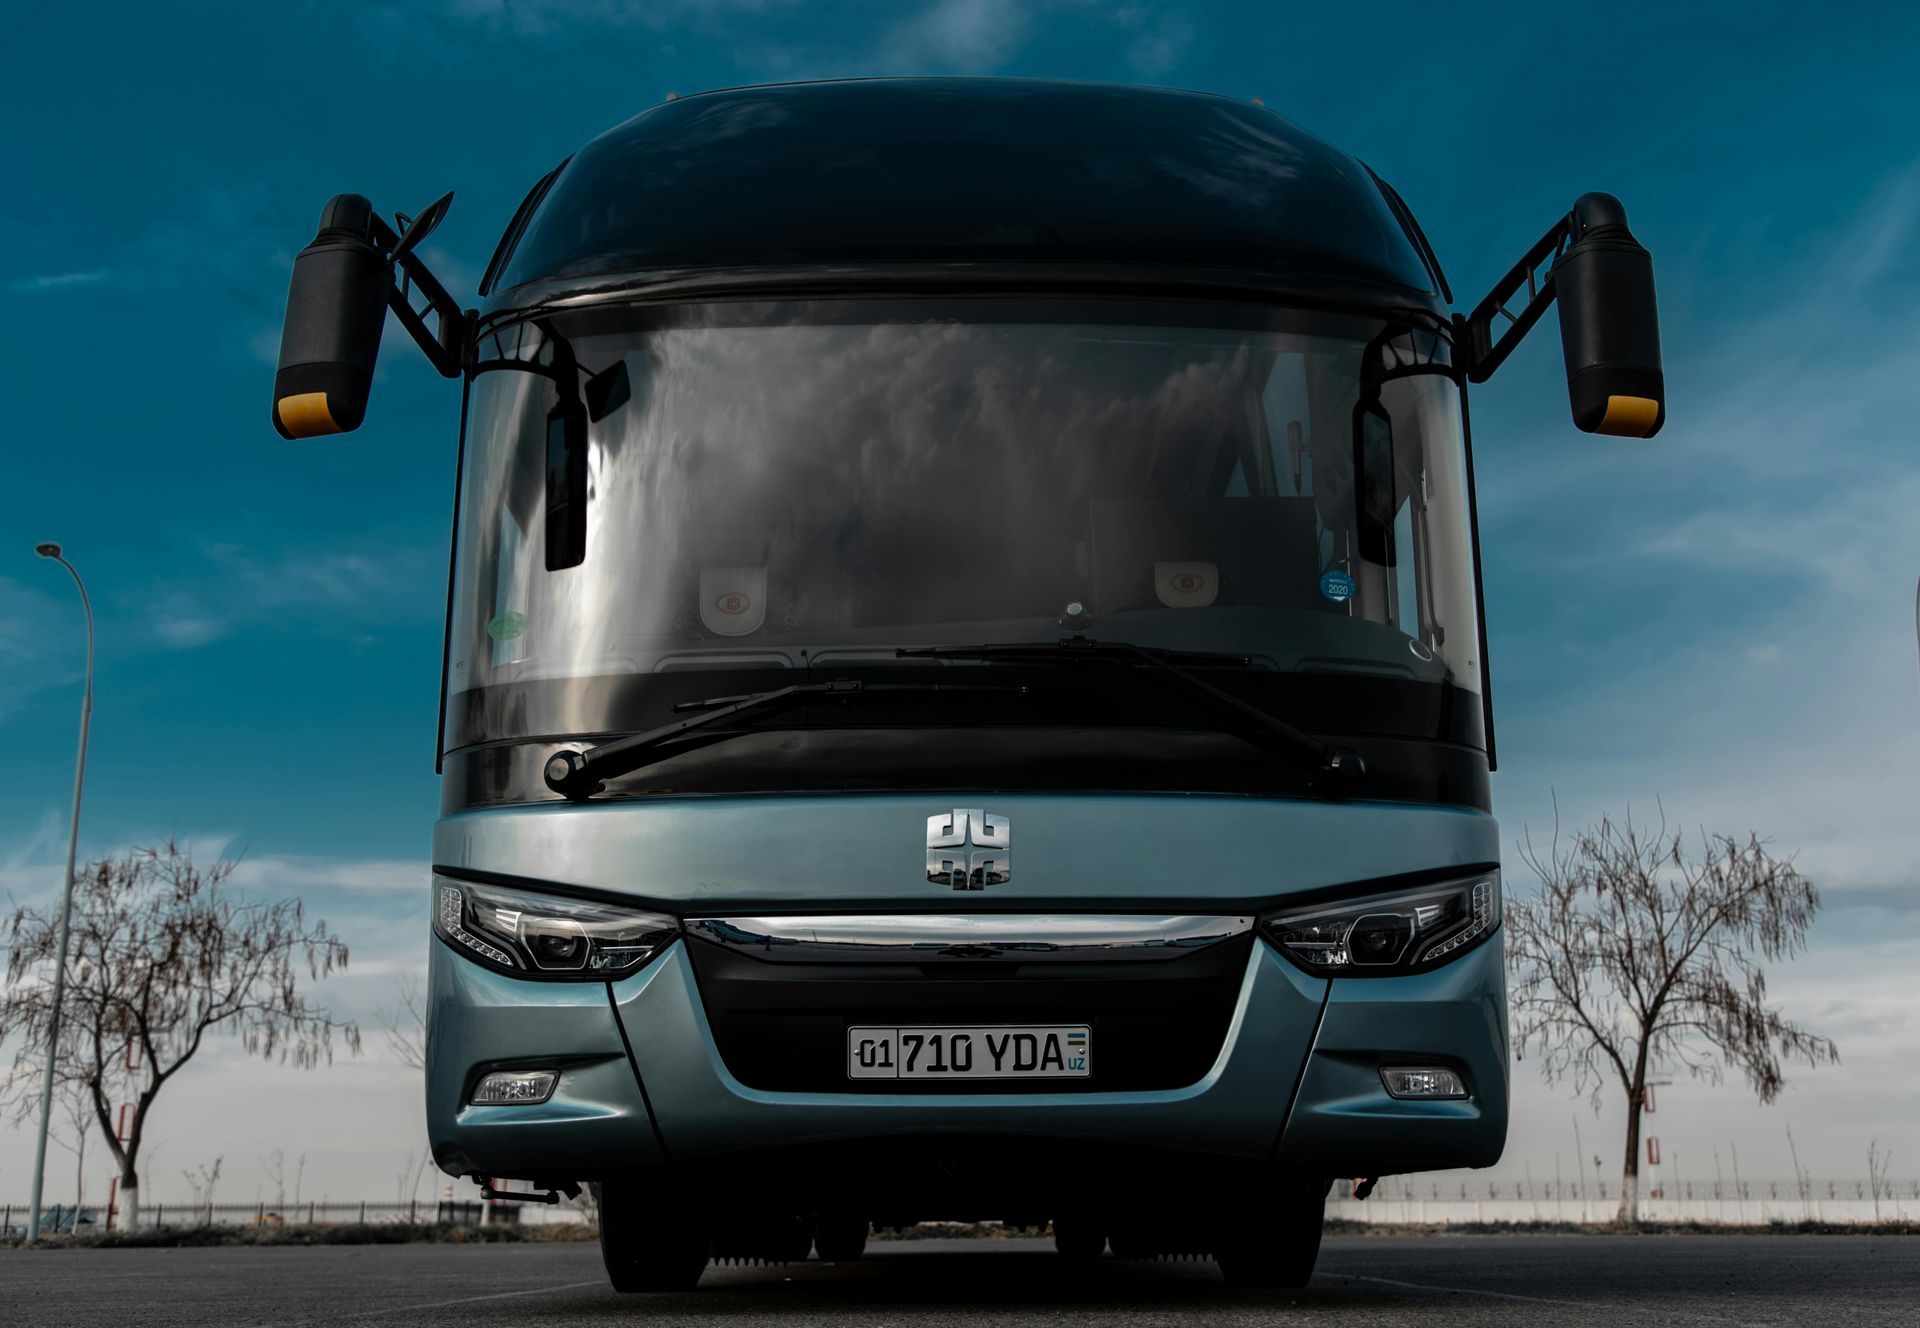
[877,0,1029,74]
[225,853,429,897]
[8,269,114,294]
[138,540,432,652]
[1121,10,1193,78]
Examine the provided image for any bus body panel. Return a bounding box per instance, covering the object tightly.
[1281,931,1509,1174]
[609,937,1323,1160]
[424,794,1509,1185]
[425,943,666,1180]
[432,795,1500,910]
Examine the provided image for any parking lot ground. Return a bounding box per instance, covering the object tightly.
[3,1233,1914,1326]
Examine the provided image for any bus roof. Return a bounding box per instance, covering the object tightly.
[490,78,1441,304]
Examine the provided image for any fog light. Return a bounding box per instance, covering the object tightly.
[1380,1066,1467,1099]
[470,1069,558,1105]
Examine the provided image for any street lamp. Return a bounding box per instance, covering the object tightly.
[27,542,94,1242]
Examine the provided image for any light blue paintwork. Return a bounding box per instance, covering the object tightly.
[1281,933,1508,1173]
[425,792,1510,1181]
[425,939,666,1179]
[433,793,1499,907]
[609,935,1326,1160]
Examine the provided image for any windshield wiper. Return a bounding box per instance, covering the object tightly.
[543,679,1020,800]
[895,638,1366,794]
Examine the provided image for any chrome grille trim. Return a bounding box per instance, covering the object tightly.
[684,914,1253,964]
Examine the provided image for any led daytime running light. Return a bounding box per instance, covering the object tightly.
[1420,880,1495,963]
[439,884,516,968]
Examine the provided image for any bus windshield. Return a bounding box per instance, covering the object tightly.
[445,298,1480,755]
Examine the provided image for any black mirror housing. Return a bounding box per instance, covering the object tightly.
[1352,401,1397,566]
[1553,193,1664,438]
[545,397,589,570]
[272,195,390,438]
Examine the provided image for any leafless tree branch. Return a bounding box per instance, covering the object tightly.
[1507,804,1837,1223]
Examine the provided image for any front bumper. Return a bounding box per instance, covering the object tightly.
[427,927,1506,1182]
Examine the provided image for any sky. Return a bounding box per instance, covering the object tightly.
[3,0,1919,1206]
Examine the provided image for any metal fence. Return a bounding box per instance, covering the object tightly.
[9,1178,1915,1238]
[1,1197,591,1237]
[1328,1176,1920,1225]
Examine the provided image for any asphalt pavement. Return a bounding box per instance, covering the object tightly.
[3,1234,1914,1326]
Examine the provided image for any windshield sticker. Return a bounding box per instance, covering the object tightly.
[1153,561,1218,609]
[486,610,527,641]
[1319,569,1356,602]
[700,567,767,636]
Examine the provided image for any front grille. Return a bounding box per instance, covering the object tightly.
[682,920,1253,1094]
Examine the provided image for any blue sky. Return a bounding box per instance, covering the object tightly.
[4,1,1919,1201]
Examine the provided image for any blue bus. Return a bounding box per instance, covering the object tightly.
[271,78,1663,1291]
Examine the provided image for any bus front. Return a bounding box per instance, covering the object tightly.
[270,78,1664,1293]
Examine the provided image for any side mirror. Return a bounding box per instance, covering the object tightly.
[1352,399,1397,565]
[544,357,629,571]
[1554,193,1665,438]
[271,195,390,438]
[545,396,588,571]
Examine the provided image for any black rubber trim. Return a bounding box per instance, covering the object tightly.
[605,961,674,1162]
[1270,974,1333,1160]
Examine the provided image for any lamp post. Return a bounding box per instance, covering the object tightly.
[27,543,94,1242]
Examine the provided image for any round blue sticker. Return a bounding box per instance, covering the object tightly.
[1319,569,1356,602]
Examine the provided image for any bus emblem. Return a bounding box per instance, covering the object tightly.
[925,808,1011,890]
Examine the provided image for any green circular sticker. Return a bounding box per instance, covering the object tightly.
[487,611,527,641]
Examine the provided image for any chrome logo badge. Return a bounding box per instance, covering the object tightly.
[925,808,1011,890]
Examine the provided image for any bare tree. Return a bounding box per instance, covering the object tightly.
[1507,807,1838,1223]
[379,975,428,1070]
[2,840,361,1230]
[183,1155,224,1220]
[45,1078,97,1220]
[1867,1140,1894,1224]
[264,1148,288,1214]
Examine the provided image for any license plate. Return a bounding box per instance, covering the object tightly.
[847,1025,1091,1080]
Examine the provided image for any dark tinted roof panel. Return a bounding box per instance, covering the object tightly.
[498,79,1434,294]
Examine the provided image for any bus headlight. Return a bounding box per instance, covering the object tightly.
[1260,872,1500,975]
[433,876,679,980]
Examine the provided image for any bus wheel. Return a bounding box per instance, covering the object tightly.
[1053,1217,1107,1260]
[815,1213,869,1261]
[598,1178,710,1292]
[1213,1186,1326,1289]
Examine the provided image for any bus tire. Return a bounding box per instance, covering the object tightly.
[814,1213,869,1261]
[1053,1218,1107,1261]
[1213,1187,1326,1289]
[598,1178,710,1292]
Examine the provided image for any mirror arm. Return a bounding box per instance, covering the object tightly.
[470,358,564,384]
[363,197,469,380]
[1457,212,1573,384]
